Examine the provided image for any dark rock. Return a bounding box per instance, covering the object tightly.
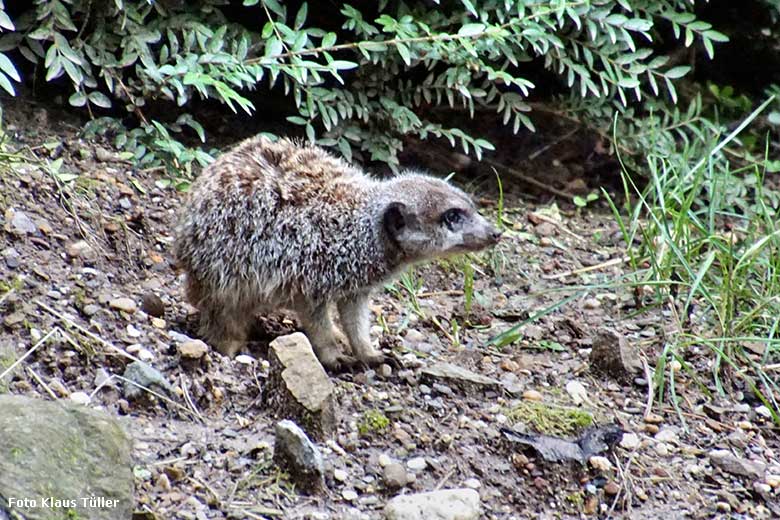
[273,420,325,494]
[500,424,624,463]
[141,292,165,317]
[589,328,642,382]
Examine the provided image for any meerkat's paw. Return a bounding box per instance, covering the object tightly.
[318,350,358,372]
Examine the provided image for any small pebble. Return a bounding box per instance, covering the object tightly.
[235,354,255,365]
[109,297,137,314]
[463,478,481,489]
[341,489,358,502]
[179,340,208,359]
[378,363,392,378]
[583,297,601,309]
[766,474,780,488]
[716,502,731,513]
[643,424,659,435]
[406,457,427,471]
[382,463,407,489]
[404,329,425,344]
[69,391,91,405]
[753,482,771,497]
[604,481,620,495]
[523,390,543,401]
[644,413,664,424]
[141,292,166,317]
[654,428,677,443]
[589,456,613,472]
[755,406,771,418]
[126,324,142,338]
[654,443,670,457]
[82,304,100,317]
[65,240,92,258]
[156,473,171,491]
[620,432,640,450]
[151,317,166,329]
[378,454,392,467]
[333,469,348,482]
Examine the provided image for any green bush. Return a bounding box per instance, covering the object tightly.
[0,0,731,174]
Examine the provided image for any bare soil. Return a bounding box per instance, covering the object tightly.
[0,97,777,519]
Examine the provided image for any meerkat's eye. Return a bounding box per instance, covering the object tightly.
[441,208,465,229]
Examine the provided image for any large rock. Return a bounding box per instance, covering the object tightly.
[273,420,325,494]
[264,333,336,439]
[384,488,481,520]
[0,395,133,520]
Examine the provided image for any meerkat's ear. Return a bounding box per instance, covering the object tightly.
[383,202,411,237]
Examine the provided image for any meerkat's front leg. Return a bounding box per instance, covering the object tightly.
[338,293,384,365]
[298,300,355,370]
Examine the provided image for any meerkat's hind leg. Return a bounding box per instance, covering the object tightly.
[297,300,356,371]
[198,299,251,357]
[337,293,385,366]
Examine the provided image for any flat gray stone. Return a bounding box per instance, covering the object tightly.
[419,362,500,393]
[384,488,481,520]
[0,395,132,520]
[709,449,766,480]
[122,361,172,400]
[7,209,37,235]
[264,333,336,439]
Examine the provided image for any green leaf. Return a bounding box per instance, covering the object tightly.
[330,60,357,70]
[460,0,477,17]
[704,29,729,42]
[68,91,87,107]
[294,3,308,30]
[0,52,19,81]
[88,91,112,108]
[0,10,14,31]
[57,173,79,182]
[458,23,485,37]
[618,77,640,88]
[623,18,652,32]
[396,42,411,65]
[665,66,690,79]
[265,37,283,58]
[242,0,259,5]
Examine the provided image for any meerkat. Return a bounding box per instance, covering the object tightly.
[174,136,502,369]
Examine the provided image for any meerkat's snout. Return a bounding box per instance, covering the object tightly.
[460,212,502,251]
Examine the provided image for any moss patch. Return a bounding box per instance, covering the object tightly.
[505,401,593,437]
[357,409,390,437]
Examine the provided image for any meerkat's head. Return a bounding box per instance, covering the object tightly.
[381,173,502,263]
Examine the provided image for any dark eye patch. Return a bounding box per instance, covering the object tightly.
[441,208,465,229]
